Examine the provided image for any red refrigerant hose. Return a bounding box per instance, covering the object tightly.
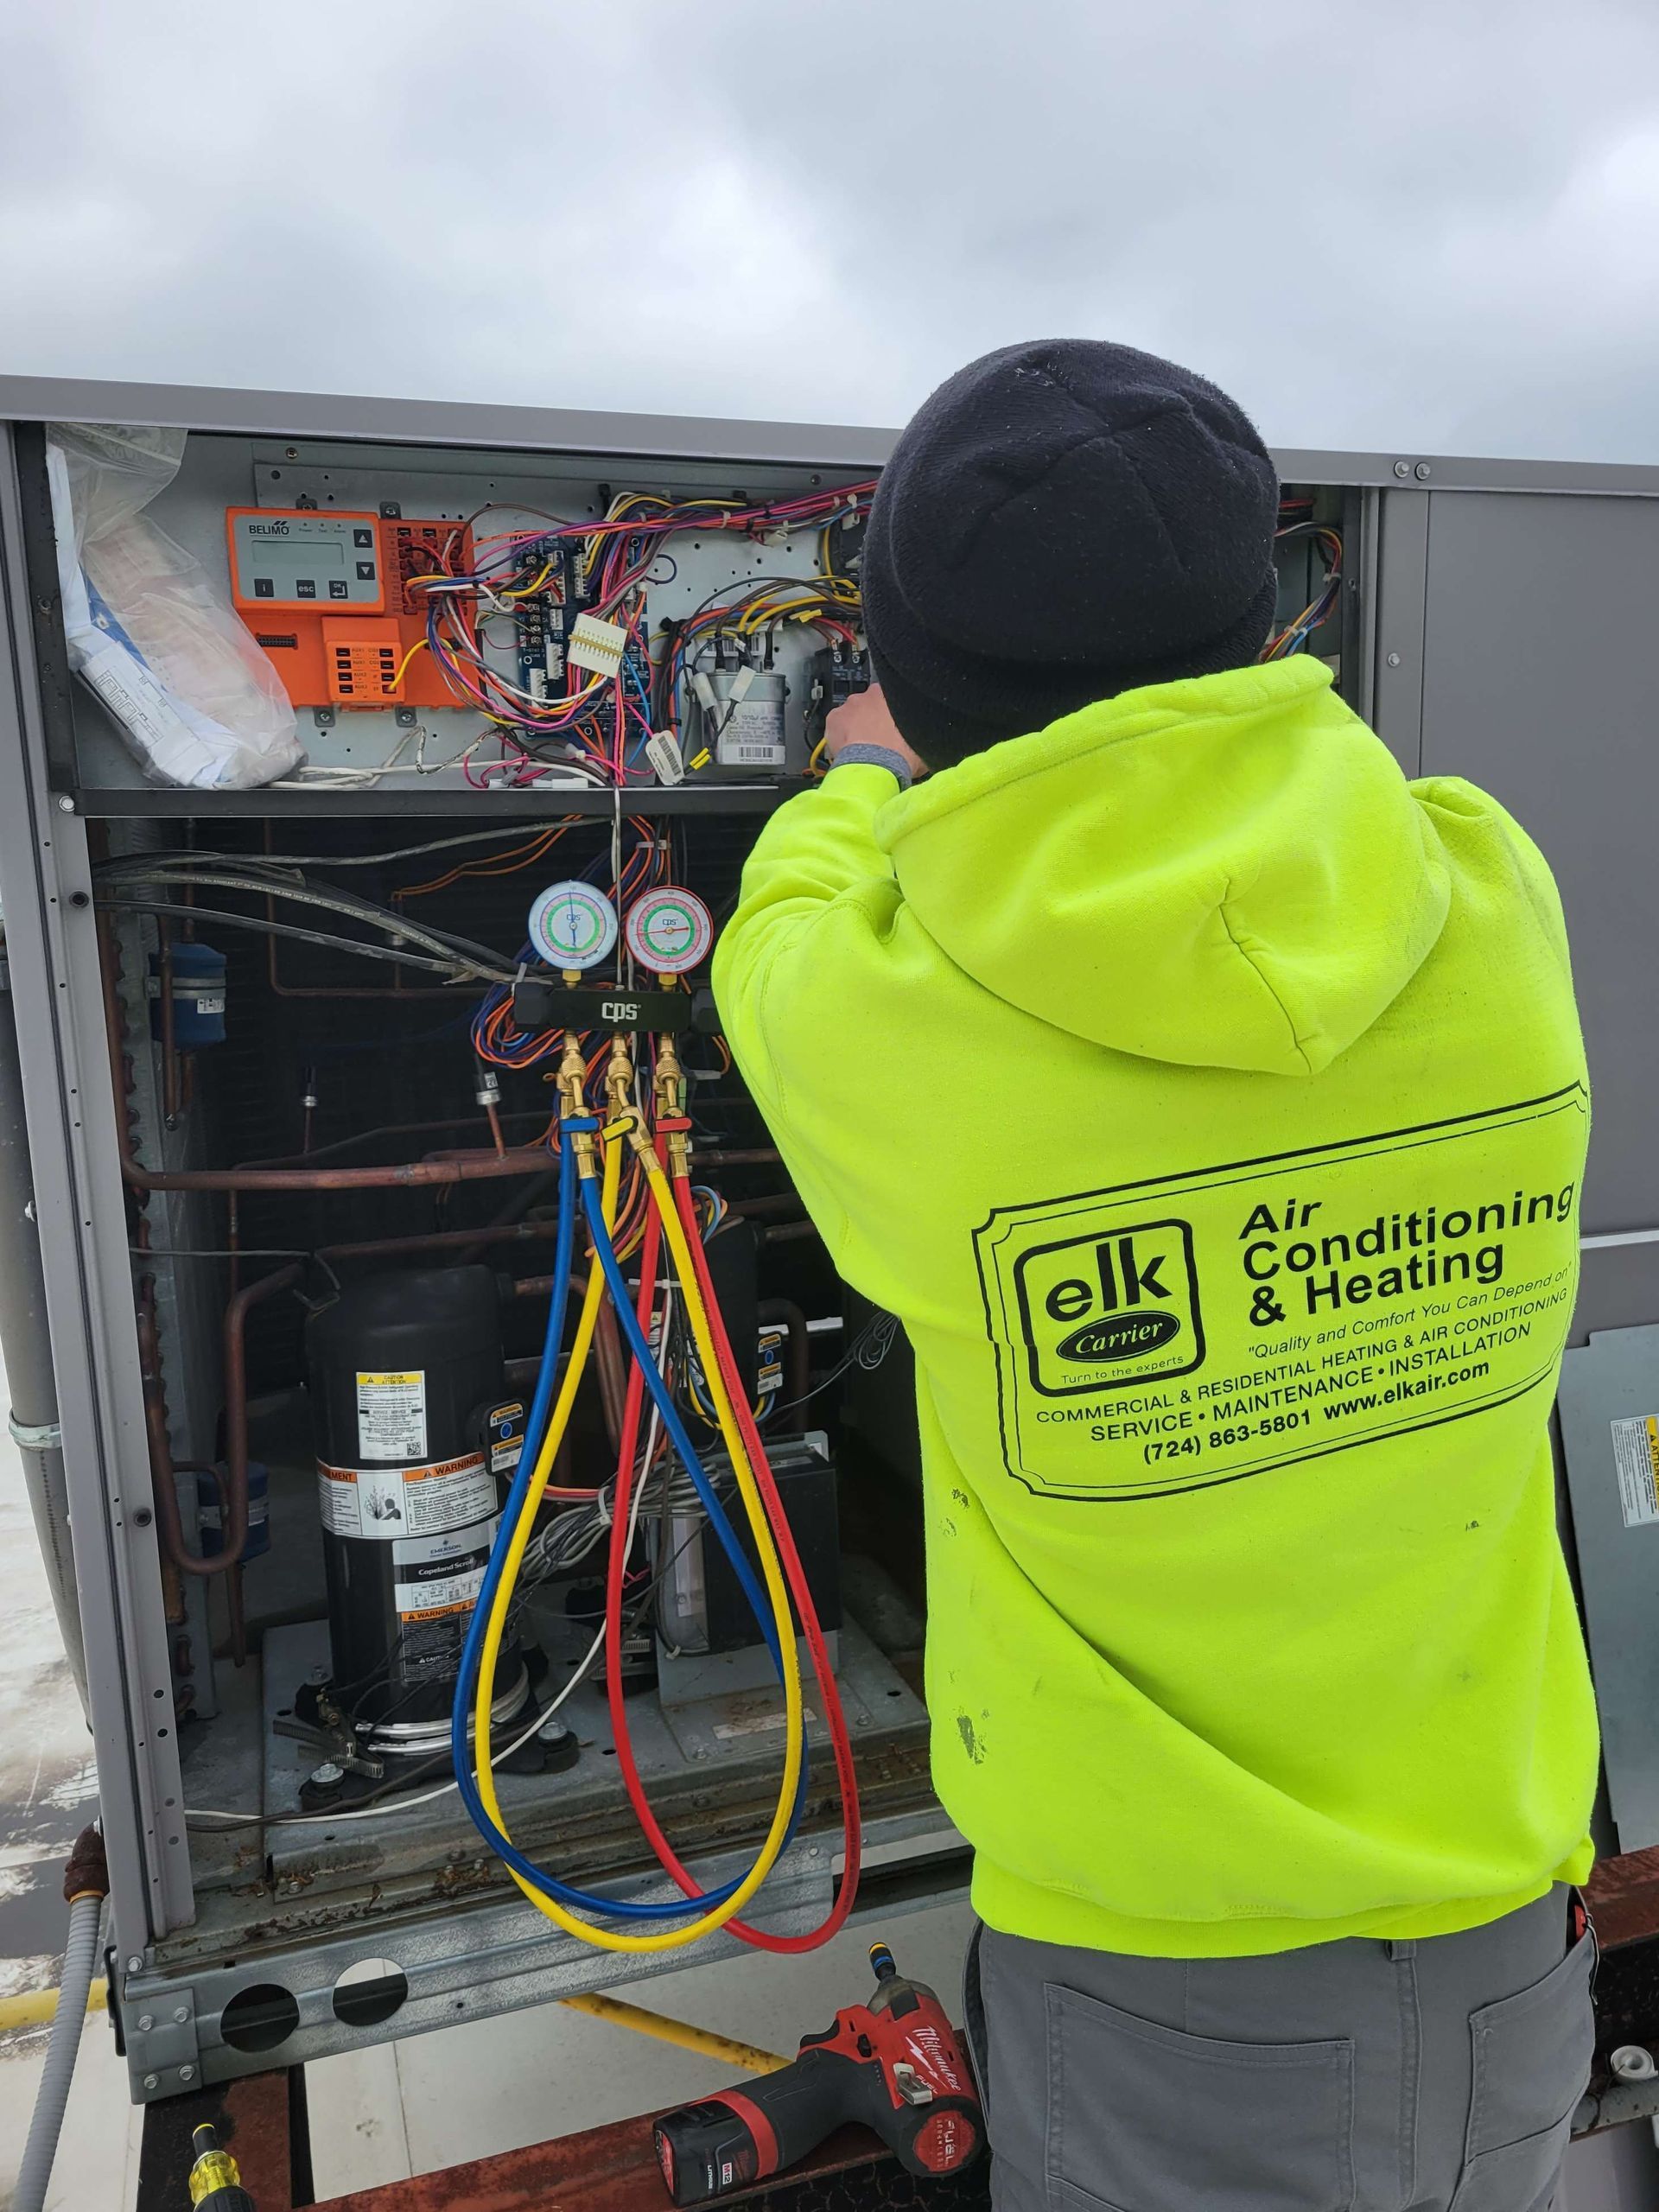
[602,1149,861,1949]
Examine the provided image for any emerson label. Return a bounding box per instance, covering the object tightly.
[1611,1415,1659,1529]
[355,1370,426,1460]
[973,1084,1587,1501]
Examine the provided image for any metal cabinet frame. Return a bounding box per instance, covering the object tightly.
[6,373,1659,2092]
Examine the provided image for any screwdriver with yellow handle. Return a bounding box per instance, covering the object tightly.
[188,2125,255,2212]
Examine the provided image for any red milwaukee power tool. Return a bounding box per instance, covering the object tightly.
[652,1943,984,2204]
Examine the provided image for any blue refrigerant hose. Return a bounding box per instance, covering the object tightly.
[450,1132,805,1916]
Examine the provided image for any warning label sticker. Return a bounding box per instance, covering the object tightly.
[316,1452,495,1541]
[972,1084,1588,1502]
[355,1370,426,1460]
[392,1522,495,1620]
[1611,1416,1659,1529]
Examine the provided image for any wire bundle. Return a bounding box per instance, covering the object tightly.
[1262,520,1344,661]
[94,853,521,984]
[398,482,874,789]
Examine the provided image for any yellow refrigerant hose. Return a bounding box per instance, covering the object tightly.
[469,1103,805,1955]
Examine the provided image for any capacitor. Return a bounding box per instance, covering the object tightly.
[702,668,787,775]
[304,1266,523,1745]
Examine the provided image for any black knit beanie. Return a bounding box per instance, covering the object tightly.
[861,339,1281,765]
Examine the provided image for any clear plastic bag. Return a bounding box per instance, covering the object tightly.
[47,423,303,790]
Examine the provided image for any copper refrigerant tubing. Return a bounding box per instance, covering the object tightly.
[219,1265,302,1664]
[235,1112,549,1174]
[592,1297,626,1450]
[99,918,550,1192]
[135,1264,300,1665]
[126,1145,554,1195]
[320,1217,563,1264]
[175,1459,247,1664]
[137,1299,225,1597]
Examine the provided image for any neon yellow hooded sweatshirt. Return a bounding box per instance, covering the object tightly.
[713,657,1598,1958]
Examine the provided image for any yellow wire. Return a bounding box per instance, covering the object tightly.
[388,635,429,691]
[472,1131,804,1953]
[499,561,555,602]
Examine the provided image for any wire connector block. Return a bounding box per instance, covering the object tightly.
[567,612,628,679]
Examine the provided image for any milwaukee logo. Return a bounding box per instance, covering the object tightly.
[905,2021,968,2095]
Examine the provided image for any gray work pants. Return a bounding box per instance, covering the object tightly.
[963,1890,1594,2212]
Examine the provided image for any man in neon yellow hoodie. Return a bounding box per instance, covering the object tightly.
[714,341,1598,2212]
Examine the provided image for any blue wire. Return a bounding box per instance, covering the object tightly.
[449,1132,805,1917]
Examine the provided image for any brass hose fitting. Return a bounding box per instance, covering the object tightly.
[606,1034,634,1116]
[557,1033,598,1179]
[606,1034,653,1159]
[653,1033,692,1175]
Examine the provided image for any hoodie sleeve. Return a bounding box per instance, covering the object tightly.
[711,764,902,1126]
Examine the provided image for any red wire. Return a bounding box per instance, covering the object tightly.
[601,1157,861,1950]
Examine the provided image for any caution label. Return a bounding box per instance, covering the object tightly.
[392,1522,495,1621]
[355,1370,427,1460]
[316,1452,495,1541]
[1611,1416,1659,1529]
[972,1084,1588,1501]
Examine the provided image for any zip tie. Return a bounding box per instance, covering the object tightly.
[9,1413,62,1452]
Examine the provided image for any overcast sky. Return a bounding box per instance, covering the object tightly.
[3,1,1657,461]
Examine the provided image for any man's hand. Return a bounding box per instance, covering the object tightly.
[823,684,927,779]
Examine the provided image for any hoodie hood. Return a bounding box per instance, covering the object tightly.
[876,658,1451,1077]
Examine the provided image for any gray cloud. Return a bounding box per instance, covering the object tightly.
[2,0,1657,461]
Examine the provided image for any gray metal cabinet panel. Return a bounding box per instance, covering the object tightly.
[1417,490,1659,1237]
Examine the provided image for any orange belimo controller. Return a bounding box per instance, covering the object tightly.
[226,507,473,711]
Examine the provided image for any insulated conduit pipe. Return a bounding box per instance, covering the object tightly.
[0,939,85,1704]
[11,1894,101,2212]
[13,1826,109,2212]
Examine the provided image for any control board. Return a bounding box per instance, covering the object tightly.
[226,509,385,613]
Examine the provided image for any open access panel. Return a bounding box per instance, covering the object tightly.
[2,375,1658,2101]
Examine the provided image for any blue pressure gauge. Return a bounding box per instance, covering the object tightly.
[529,880,619,970]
